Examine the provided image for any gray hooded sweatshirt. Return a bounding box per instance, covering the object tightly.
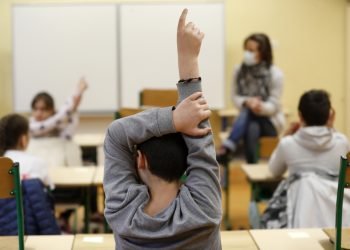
[269,126,350,177]
[103,81,222,250]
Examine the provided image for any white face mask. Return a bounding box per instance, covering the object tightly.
[243,50,257,66]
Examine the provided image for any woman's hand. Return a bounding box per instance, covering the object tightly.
[73,77,88,111]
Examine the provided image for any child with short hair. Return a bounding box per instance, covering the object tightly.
[103,9,222,249]
[269,89,349,177]
[262,90,350,228]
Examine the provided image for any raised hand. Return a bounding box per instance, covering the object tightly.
[76,77,88,96]
[73,77,88,111]
[177,9,205,79]
[283,121,300,136]
[173,92,211,136]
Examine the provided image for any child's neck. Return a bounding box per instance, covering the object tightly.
[144,180,180,217]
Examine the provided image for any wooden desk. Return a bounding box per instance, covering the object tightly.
[73,232,257,250]
[217,108,239,131]
[241,163,287,183]
[221,231,257,250]
[50,166,97,233]
[25,235,74,250]
[241,164,286,228]
[73,234,115,250]
[323,228,350,249]
[50,167,96,187]
[250,228,333,250]
[93,166,104,186]
[73,134,105,147]
[0,236,26,250]
[73,134,105,166]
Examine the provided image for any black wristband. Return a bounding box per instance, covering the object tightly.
[178,77,201,84]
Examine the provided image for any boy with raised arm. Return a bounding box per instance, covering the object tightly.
[103,9,222,250]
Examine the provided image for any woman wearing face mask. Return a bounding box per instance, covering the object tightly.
[217,33,285,164]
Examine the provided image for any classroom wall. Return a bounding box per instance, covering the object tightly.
[0,0,348,134]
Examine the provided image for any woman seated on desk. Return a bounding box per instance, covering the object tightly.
[217,33,285,164]
[27,77,88,167]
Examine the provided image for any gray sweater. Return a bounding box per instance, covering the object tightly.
[103,81,222,250]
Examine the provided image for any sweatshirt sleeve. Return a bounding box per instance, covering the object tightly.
[103,107,176,212]
[268,138,287,177]
[30,95,76,137]
[259,67,284,116]
[177,81,222,219]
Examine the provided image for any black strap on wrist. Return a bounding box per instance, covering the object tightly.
[178,77,201,84]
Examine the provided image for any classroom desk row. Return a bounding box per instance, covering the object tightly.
[0,228,339,250]
[50,166,104,187]
[49,166,104,233]
[49,163,276,232]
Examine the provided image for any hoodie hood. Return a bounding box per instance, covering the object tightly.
[294,126,335,151]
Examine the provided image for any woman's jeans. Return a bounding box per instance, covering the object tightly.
[224,107,277,163]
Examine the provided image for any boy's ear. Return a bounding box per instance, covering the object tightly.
[136,150,147,170]
[298,111,305,125]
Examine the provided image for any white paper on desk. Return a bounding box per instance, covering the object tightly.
[287,232,310,239]
[83,236,104,243]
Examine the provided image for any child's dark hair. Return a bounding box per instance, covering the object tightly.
[0,114,29,156]
[298,90,331,126]
[137,133,188,182]
[244,33,273,68]
[31,92,55,110]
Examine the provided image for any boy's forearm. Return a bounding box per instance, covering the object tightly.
[178,59,199,79]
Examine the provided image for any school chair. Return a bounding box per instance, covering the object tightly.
[139,89,178,107]
[0,157,24,250]
[115,107,144,119]
[256,136,279,161]
[334,153,350,250]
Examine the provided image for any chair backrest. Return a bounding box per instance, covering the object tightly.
[0,157,15,198]
[258,137,279,159]
[140,89,178,107]
[0,157,24,250]
[335,152,350,250]
[115,108,144,119]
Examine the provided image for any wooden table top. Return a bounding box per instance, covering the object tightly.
[250,228,333,250]
[221,230,257,250]
[49,166,97,187]
[241,163,287,182]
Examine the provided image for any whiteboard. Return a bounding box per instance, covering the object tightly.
[13,4,118,113]
[120,3,225,108]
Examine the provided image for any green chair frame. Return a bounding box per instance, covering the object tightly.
[0,157,24,250]
[335,153,350,250]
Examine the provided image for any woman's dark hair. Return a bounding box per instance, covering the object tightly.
[244,33,273,68]
[298,90,331,126]
[0,114,29,156]
[31,92,55,111]
[137,133,188,182]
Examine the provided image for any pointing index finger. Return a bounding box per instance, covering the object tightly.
[177,8,188,32]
